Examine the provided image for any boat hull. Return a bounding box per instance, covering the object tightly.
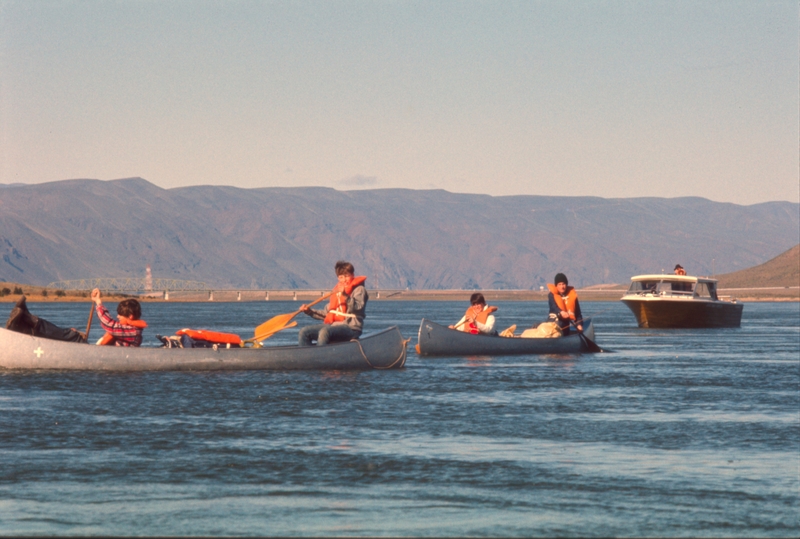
[0,326,407,371]
[621,298,743,328]
[416,318,594,357]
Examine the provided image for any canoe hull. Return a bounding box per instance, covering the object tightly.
[621,298,743,328]
[416,318,594,357]
[0,326,407,371]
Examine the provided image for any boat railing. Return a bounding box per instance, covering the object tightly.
[664,290,694,297]
[629,289,694,298]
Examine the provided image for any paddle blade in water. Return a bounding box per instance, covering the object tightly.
[579,332,605,353]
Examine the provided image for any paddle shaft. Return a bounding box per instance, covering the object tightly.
[85,302,94,339]
[302,292,333,311]
[569,319,604,353]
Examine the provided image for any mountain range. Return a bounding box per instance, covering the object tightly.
[1,178,798,289]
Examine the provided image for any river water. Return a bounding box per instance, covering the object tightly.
[1,300,798,536]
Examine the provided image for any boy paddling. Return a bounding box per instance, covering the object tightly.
[450,292,498,335]
[92,288,146,347]
[547,273,583,335]
[298,261,368,346]
[5,289,145,347]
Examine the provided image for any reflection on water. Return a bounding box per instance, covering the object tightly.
[0,300,798,536]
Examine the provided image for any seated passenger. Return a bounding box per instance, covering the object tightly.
[450,293,498,335]
[91,288,146,347]
[674,264,687,276]
[5,296,87,343]
[298,260,368,346]
[547,273,583,336]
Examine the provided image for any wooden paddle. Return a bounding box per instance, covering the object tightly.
[245,320,298,347]
[84,302,94,342]
[253,292,332,340]
[570,319,604,353]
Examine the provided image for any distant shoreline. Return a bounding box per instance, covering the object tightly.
[1,287,797,303]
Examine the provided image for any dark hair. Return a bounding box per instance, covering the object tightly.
[117,298,141,320]
[335,260,355,276]
[674,264,683,270]
[554,273,568,285]
[470,292,486,306]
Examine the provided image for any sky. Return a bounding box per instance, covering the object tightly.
[1,0,797,205]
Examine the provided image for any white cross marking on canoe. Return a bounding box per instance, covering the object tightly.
[33,346,44,358]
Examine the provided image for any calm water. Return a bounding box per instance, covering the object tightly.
[1,300,798,537]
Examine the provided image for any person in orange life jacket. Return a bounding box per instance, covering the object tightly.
[298,260,368,346]
[548,273,583,336]
[449,292,498,335]
[674,264,687,276]
[5,296,88,343]
[91,288,146,347]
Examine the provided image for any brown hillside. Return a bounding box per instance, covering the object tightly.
[716,244,799,288]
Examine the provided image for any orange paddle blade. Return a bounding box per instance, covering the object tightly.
[253,320,298,342]
[254,311,299,339]
[253,292,333,339]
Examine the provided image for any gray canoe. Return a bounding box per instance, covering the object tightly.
[0,326,407,371]
[416,318,595,357]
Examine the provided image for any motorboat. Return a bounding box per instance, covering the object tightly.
[620,274,743,328]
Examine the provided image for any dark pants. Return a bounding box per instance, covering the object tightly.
[33,318,87,343]
[298,324,360,346]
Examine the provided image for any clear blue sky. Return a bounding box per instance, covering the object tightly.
[1,0,797,205]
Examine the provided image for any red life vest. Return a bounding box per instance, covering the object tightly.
[547,284,578,320]
[462,304,498,334]
[175,328,243,346]
[98,316,147,346]
[323,276,367,324]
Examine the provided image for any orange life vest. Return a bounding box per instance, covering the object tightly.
[98,316,148,346]
[175,328,243,346]
[547,283,578,321]
[462,304,498,334]
[323,276,367,324]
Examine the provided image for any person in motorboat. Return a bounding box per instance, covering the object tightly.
[449,292,498,336]
[91,288,146,347]
[5,296,89,343]
[548,273,583,336]
[298,260,368,346]
[674,264,687,275]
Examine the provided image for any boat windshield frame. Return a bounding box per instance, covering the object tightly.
[625,275,719,300]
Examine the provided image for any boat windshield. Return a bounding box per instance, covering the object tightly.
[627,281,660,294]
[627,279,695,296]
[694,282,718,300]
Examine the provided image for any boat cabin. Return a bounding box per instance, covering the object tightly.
[624,275,719,301]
